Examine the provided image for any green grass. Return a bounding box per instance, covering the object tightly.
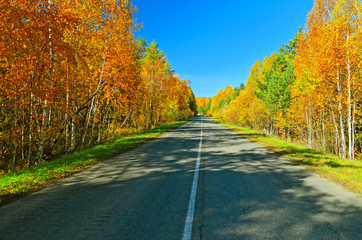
[0,118,193,205]
[213,118,362,196]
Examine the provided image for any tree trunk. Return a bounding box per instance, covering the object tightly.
[27,92,33,165]
[336,67,346,158]
[306,106,312,148]
[89,102,97,145]
[322,107,326,149]
[65,85,69,151]
[330,104,340,157]
[347,46,353,159]
[81,96,94,150]
[36,99,47,165]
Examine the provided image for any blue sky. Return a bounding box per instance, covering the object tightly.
[132,0,314,98]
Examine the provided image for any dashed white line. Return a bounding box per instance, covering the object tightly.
[182,118,203,240]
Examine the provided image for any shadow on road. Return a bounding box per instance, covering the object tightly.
[193,119,362,239]
[0,116,361,240]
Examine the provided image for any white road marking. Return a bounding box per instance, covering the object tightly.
[182,118,203,240]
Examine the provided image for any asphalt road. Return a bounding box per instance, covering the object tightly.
[0,115,361,240]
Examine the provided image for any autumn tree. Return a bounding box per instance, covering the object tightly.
[0,0,198,172]
[134,40,196,129]
[198,0,361,160]
[293,0,362,158]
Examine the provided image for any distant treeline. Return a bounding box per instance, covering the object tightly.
[197,0,362,160]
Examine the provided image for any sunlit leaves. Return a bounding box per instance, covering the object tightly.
[198,0,362,160]
[0,0,197,171]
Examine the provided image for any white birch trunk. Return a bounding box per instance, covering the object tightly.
[336,64,346,158]
[346,44,353,159]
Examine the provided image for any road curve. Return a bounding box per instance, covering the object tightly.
[0,115,361,240]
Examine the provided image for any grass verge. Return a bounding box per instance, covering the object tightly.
[0,118,193,206]
[212,118,362,197]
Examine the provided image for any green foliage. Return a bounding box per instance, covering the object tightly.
[198,106,205,114]
[232,82,245,99]
[136,36,147,58]
[140,40,173,75]
[284,26,303,55]
[137,39,195,127]
[204,99,212,114]
[255,31,300,117]
[217,98,226,109]
[256,47,296,116]
[240,82,245,91]
[188,92,198,116]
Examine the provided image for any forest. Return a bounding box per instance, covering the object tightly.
[197,0,362,160]
[0,0,197,171]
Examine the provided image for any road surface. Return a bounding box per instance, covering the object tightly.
[0,115,361,239]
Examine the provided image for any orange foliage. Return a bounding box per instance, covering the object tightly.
[0,0,197,171]
[197,0,362,159]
